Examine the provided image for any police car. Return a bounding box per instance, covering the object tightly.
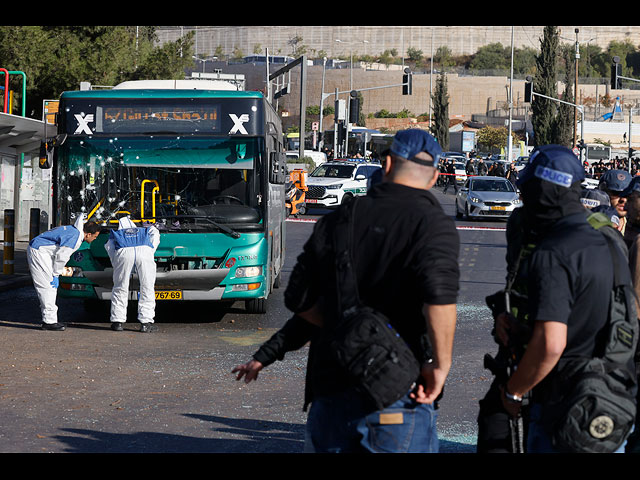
[305,159,382,208]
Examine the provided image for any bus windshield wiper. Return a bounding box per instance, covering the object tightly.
[156,215,241,239]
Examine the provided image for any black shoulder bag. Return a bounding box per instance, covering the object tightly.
[326,197,421,411]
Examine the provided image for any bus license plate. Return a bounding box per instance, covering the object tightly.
[155,291,182,300]
[490,206,506,211]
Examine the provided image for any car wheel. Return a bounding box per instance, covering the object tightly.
[341,193,353,205]
[455,201,463,219]
[245,298,267,314]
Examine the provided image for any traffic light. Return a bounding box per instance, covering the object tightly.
[524,78,533,103]
[611,57,623,89]
[349,90,359,123]
[402,68,412,95]
[337,122,346,144]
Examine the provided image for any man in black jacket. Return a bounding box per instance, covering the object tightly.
[443,158,459,194]
[232,129,460,453]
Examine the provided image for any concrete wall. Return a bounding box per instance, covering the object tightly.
[157,26,640,60]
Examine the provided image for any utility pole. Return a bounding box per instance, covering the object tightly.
[574,28,580,148]
[507,26,514,163]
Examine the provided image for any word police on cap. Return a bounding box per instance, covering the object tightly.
[535,165,573,188]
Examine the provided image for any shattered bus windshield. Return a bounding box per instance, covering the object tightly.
[56,135,264,233]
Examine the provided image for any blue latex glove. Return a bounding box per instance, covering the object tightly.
[50,275,59,288]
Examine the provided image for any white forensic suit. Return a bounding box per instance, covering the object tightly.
[104,217,160,325]
[27,215,86,325]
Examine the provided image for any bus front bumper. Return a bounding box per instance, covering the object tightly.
[69,268,267,301]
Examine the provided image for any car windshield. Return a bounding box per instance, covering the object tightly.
[471,179,515,192]
[310,164,355,178]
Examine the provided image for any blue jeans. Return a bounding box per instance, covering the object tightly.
[527,403,629,453]
[305,389,439,453]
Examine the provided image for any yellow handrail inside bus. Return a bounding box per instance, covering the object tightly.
[108,211,142,224]
[141,179,159,222]
[87,198,104,221]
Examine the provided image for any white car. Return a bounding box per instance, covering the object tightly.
[454,162,467,183]
[305,160,382,208]
[456,176,521,220]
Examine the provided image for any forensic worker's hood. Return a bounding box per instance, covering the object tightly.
[73,213,85,233]
[118,216,137,230]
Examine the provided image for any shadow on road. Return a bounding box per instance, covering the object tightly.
[52,415,305,453]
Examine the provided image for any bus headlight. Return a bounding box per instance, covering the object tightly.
[235,266,262,278]
[61,266,84,277]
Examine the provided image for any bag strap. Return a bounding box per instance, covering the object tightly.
[333,198,361,318]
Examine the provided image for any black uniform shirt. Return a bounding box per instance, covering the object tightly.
[527,211,614,363]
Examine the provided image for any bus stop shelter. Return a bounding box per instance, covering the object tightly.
[0,112,52,241]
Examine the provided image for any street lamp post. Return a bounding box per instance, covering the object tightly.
[319,57,327,151]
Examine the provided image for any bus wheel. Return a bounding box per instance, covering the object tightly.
[245,298,266,314]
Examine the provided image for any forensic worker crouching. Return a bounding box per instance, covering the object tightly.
[495,145,638,453]
[232,129,460,453]
[27,215,101,330]
[104,216,160,332]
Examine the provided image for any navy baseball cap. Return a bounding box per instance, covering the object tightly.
[600,169,632,193]
[580,188,611,208]
[390,129,442,167]
[516,145,585,188]
[622,175,640,197]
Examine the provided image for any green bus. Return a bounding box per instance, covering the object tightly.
[46,80,288,313]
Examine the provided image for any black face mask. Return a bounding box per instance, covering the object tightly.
[519,177,585,235]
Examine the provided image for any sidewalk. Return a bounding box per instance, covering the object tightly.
[0,241,32,292]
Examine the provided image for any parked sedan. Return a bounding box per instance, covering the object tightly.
[455,176,521,220]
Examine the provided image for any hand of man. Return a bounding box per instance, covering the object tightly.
[499,384,523,418]
[232,359,264,383]
[495,312,513,347]
[409,362,448,404]
[50,276,59,289]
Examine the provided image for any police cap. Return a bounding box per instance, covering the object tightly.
[390,129,442,168]
[621,175,640,197]
[599,169,632,193]
[516,145,585,188]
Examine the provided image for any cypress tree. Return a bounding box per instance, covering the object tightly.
[432,71,450,150]
[553,44,575,147]
[532,26,559,147]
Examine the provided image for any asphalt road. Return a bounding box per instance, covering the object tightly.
[0,184,508,453]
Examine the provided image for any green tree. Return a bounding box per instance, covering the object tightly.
[513,47,538,75]
[553,44,575,147]
[407,47,424,63]
[431,71,450,150]
[470,43,510,70]
[477,125,514,151]
[531,26,560,147]
[435,46,455,69]
[0,26,195,118]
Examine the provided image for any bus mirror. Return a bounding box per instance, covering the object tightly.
[38,134,66,169]
[38,141,53,169]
